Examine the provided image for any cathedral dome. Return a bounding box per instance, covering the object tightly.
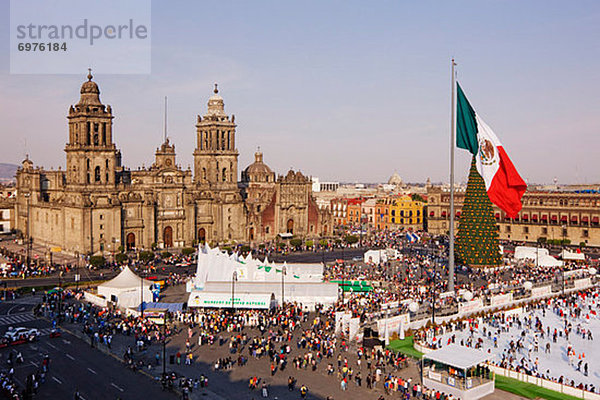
[77,69,102,106]
[387,172,403,186]
[242,151,275,183]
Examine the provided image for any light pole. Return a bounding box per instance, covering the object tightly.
[162,311,169,377]
[281,265,286,308]
[140,268,145,319]
[75,250,80,291]
[24,193,31,268]
[231,271,237,311]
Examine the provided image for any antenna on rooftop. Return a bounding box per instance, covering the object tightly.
[163,96,168,142]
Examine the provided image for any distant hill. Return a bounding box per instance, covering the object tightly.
[0,163,18,182]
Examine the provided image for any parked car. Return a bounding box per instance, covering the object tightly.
[4,327,39,342]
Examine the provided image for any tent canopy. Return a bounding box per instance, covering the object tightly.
[560,249,585,261]
[424,344,491,370]
[99,266,153,289]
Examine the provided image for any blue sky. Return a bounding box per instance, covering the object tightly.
[0,0,598,184]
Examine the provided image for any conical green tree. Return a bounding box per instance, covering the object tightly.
[456,156,501,268]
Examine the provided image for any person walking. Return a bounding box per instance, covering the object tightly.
[300,384,308,399]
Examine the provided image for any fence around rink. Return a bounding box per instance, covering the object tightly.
[489,365,600,400]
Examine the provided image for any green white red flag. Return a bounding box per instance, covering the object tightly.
[456,82,527,218]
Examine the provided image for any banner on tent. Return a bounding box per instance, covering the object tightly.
[574,278,591,289]
[531,285,552,297]
[188,291,273,309]
[458,299,483,314]
[490,293,513,307]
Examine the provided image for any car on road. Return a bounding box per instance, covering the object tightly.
[4,327,39,342]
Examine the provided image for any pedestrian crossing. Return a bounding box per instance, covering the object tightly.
[38,328,54,336]
[0,313,37,326]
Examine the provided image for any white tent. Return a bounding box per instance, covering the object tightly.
[97,266,153,308]
[560,249,585,261]
[514,246,563,267]
[364,249,386,264]
[190,244,323,289]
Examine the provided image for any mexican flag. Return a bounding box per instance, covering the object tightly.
[456,82,527,218]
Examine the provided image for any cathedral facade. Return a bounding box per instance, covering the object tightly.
[13,73,331,255]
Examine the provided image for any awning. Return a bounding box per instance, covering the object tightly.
[456,211,461,218]
[571,216,578,223]
[495,213,500,220]
[424,344,491,370]
[532,214,538,221]
[441,211,447,217]
[582,216,589,223]
[429,211,434,217]
[551,215,557,221]
[522,214,529,220]
[561,216,568,222]
[513,215,520,221]
[541,215,548,221]
[593,217,599,224]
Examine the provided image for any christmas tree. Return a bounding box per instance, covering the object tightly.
[456,156,501,268]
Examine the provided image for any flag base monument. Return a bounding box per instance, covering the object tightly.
[456,157,501,268]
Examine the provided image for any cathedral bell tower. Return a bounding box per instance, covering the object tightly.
[193,84,239,188]
[65,69,120,187]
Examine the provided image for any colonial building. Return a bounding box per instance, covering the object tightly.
[13,73,330,255]
[427,186,600,246]
[241,151,330,243]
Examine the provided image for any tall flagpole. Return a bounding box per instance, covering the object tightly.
[448,59,457,293]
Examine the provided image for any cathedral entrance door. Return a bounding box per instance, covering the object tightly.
[249,227,254,241]
[198,228,206,243]
[164,226,173,248]
[126,232,135,251]
[286,219,294,235]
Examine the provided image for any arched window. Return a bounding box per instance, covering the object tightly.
[94,166,101,182]
[286,219,294,234]
[202,168,207,181]
[87,159,91,170]
[222,168,227,182]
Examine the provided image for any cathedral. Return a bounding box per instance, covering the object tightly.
[14,72,331,255]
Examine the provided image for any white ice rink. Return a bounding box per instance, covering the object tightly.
[427,290,600,393]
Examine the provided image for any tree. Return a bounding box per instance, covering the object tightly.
[181,247,196,256]
[411,193,426,203]
[139,251,154,263]
[456,157,501,268]
[290,238,302,248]
[345,235,359,245]
[319,239,328,247]
[115,253,129,264]
[89,255,106,269]
[305,240,314,248]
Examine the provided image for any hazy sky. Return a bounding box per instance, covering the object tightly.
[1,1,598,184]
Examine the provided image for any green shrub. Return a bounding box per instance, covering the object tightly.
[161,251,172,258]
[240,245,251,254]
[181,247,196,256]
[115,253,128,264]
[89,255,106,268]
[345,235,359,245]
[290,238,302,248]
[319,239,328,247]
[305,240,314,248]
[139,251,154,263]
